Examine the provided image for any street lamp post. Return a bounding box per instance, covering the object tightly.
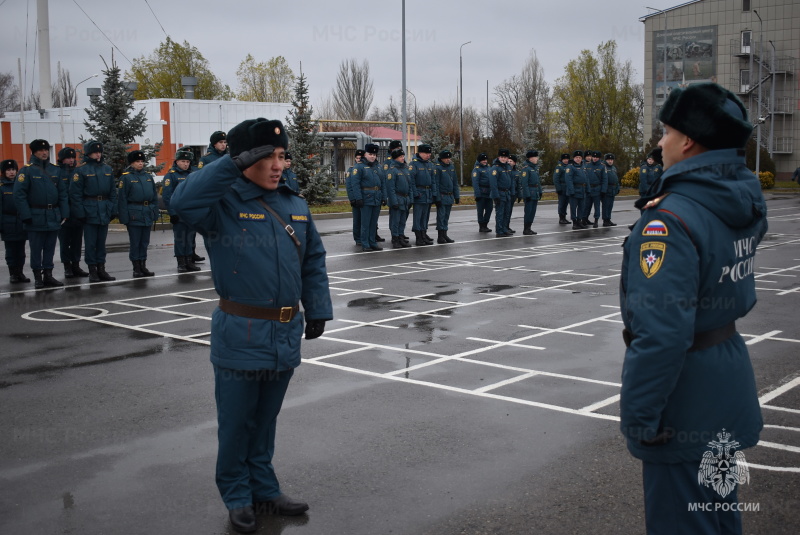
[753,9,763,176]
[60,73,99,149]
[459,41,471,187]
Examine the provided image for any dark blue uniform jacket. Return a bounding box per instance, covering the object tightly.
[118,167,160,226]
[14,155,69,231]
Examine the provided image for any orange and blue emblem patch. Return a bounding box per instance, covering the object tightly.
[640,242,666,278]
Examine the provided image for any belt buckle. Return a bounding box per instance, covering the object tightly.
[47,204,53,209]
[97,196,104,201]
[279,307,293,323]
[143,201,149,206]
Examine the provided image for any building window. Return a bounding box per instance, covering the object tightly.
[740,69,750,92]
[743,0,750,12]
[741,31,751,54]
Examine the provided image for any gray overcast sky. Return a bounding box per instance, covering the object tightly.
[1,0,652,114]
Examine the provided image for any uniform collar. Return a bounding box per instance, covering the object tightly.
[231,176,279,201]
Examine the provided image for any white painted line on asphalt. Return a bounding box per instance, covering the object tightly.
[580,394,621,413]
[760,375,800,405]
[762,405,800,415]
[304,345,375,362]
[473,371,540,394]
[466,338,546,350]
[757,440,800,454]
[745,330,784,345]
[764,424,800,432]
[747,463,800,473]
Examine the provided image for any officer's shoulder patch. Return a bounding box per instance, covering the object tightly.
[640,242,666,279]
[291,214,309,222]
[641,169,647,173]
[17,176,24,182]
[197,162,204,168]
[164,178,171,186]
[566,169,571,173]
[352,168,358,174]
[472,172,477,177]
[492,170,497,175]
[73,174,79,181]
[642,219,668,236]
[117,181,124,188]
[387,173,392,180]
[383,164,389,170]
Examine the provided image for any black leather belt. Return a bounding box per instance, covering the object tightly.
[84,195,109,200]
[31,204,55,209]
[128,201,151,206]
[219,298,299,323]
[441,191,453,195]
[623,322,736,353]
[418,185,431,189]
[499,188,509,191]
[361,187,380,191]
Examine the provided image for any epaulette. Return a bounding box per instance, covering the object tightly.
[643,193,670,210]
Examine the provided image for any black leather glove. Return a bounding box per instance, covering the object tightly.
[23,218,33,225]
[382,200,387,206]
[232,145,276,171]
[304,319,326,340]
[170,215,180,224]
[454,198,460,204]
[353,199,364,208]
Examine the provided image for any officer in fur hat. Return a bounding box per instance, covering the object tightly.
[520,150,542,235]
[170,118,332,533]
[600,153,619,226]
[472,152,493,232]
[345,149,365,246]
[385,147,412,248]
[433,149,459,243]
[56,146,90,279]
[639,149,663,196]
[489,148,513,236]
[162,149,202,272]
[352,143,384,251]
[280,152,299,193]
[1,159,30,283]
[70,140,117,282]
[409,144,436,245]
[13,139,69,288]
[198,131,228,168]
[564,150,588,229]
[552,153,571,224]
[118,150,159,277]
[620,83,767,534]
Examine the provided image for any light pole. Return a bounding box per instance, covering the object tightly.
[401,0,408,155]
[753,9,763,176]
[646,6,667,134]
[459,41,471,186]
[60,73,98,149]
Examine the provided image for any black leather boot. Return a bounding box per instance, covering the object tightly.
[184,256,201,272]
[437,230,448,244]
[132,260,145,278]
[97,263,116,281]
[42,269,64,287]
[523,225,534,235]
[375,233,385,242]
[228,505,256,533]
[392,236,403,249]
[414,231,427,246]
[423,231,434,245]
[72,261,89,277]
[191,252,205,262]
[592,218,599,228]
[9,267,21,283]
[88,264,101,282]
[63,262,76,279]
[33,269,44,289]
[558,217,570,225]
[140,260,154,276]
[17,267,31,282]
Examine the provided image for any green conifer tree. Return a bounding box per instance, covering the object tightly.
[285,71,335,205]
[83,55,161,178]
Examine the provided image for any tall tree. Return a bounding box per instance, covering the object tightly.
[331,59,374,120]
[236,54,295,102]
[127,37,232,100]
[552,41,642,172]
[0,72,20,115]
[494,50,551,148]
[84,56,161,177]
[286,72,336,205]
[52,64,77,107]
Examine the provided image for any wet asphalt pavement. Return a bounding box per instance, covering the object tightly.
[1,195,798,535]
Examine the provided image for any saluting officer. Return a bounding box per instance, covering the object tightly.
[409,144,436,245]
[352,143,384,251]
[553,153,571,225]
[600,153,619,226]
[118,150,159,277]
[472,153,493,232]
[162,149,201,273]
[433,149,459,243]
[489,148,513,237]
[198,130,228,169]
[56,147,89,279]
[70,140,117,282]
[169,118,332,533]
[564,150,588,230]
[345,149,365,246]
[385,147,412,248]
[281,152,300,193]
[1,159,30,283]
[520,150,543,235]
[639,150,663,196]
[620,82,766,535]
[14,139,69,288]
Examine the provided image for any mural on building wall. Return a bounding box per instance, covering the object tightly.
[653,25,718,118]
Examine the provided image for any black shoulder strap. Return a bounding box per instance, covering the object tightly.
[256,197,303,264]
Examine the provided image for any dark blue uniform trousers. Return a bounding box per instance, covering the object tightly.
[582,194,601,220]
[351,206,361,244]
[214,366,294,510]
[83,223,109,265]
[493,199,509,234]
[360,205,380,248]
[556,193,568,218]
[602,194,616,221]
[389,207,409,237]
[505,200,515,230]
[643,461,742,535]
[412,202,431,232]
[173,221,195,257]
[569,196,585,222]
[435,204,452,231]
[523,198,539,227]
[28,230,58,270]
[3,239,27,268]
[475,197,493,227]
[58,223,84,264]
[126,225,151,261]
